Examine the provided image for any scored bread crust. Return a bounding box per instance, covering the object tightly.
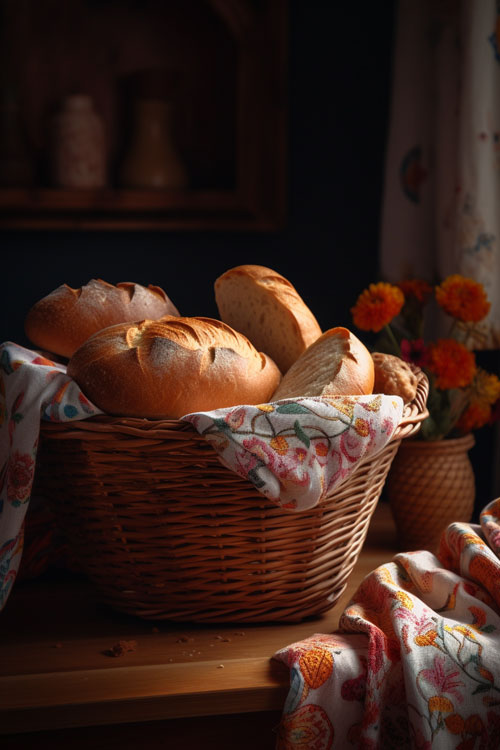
[24,279,180,358]
[67,316,282,419]
[271,327,374,400]
[214,264,322,374]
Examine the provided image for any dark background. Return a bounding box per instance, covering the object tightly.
[1,2,397,344]
[2,0,497,514]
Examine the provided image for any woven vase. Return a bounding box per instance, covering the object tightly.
[386,433,475,553]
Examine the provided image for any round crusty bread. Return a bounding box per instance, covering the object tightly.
[25,279,180,359]
[67,316,282,419]
[271,327,374,400]
[214,264,322,374]
[372,352,418,403]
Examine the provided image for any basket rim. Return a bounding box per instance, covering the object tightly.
[40,364,429,442]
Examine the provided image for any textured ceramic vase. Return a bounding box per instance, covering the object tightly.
[51,94,106,188]
[385,434,476,553]
[120,98,188,189]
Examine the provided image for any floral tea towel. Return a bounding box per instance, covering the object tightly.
[274,497,500,748]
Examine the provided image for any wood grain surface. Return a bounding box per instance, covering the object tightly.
[0,502,399,738]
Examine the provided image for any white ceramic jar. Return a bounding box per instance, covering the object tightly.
[51,95,106,188]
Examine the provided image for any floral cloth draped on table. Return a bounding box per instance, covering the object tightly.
[0,341,403,612]
[0,343,103,608]
[380,0,500,349]
[274,496,500,748]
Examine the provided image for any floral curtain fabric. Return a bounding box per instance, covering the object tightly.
[380,0,500,349]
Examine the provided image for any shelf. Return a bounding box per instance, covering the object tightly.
[0,0,288,231]
[0,188,272,231]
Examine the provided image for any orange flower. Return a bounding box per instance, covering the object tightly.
[396,590,414,610]
[435,274,490,322]
[351,282,404,332]
[464,715,484,736]
[299,647,334,688]
[470,368,500,407]
[456,369,500,433]
[445,714,465,734]
[414,630,438,647]
[456,403,491,433]
[428,696,453,713]
[354,418,370,436]
[426,339,476,390]
[315,442,329,457]
[398,279,433,304]
[270,436,289,455]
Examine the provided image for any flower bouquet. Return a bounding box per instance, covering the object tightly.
[351,275,500,441]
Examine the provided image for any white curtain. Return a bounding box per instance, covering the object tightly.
[380,0,500,349]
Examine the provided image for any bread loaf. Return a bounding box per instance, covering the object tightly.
[25,279,180,358]
[271,327,374,400]
[371,352,418,403]
[214,264,322,374]
[67,316,282,418]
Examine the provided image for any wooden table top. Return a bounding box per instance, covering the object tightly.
[0,502,399,735]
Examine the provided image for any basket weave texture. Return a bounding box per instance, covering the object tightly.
[386,433,475,552]
[34,369,429,623]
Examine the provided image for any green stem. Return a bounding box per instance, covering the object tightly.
[462,324,474,348]
[446,388,471,435]
[384,324,402,356]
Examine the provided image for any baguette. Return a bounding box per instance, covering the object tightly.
[25,279,180,358]
[214,264,322,374]
[67,316,282,419]
[271,327,374,400]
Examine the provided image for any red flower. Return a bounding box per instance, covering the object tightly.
[225,407,246,430]
[400,338,428,368]
[7,451,35,502]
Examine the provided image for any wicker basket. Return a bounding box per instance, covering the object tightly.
[33,369,428,623]
[386,433,475,552]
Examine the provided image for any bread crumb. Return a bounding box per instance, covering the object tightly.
[102,639,138,657]
[217,664,225,669]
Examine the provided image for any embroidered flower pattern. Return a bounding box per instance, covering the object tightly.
[275,496,500,748]
[7,451,35,504]
[0,342,104,613]
[186,395,403,510]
